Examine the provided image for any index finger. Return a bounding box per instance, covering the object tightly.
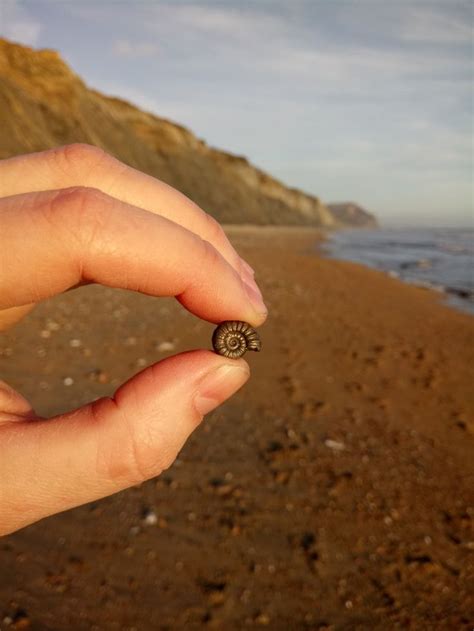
[0,187,267,326]
[0,144,254,279]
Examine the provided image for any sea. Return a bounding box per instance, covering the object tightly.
[324,227,474,315]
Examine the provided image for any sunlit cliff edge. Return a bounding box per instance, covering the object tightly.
[0,39,377,228]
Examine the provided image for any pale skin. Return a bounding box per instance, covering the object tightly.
[0,144,267,536]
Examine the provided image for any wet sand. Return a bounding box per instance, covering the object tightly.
[0,226,473,630]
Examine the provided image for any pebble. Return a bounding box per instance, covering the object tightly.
[141,509,158,526]
[97,370,109,384]
[69,339,82,348]
[255,613,271,625]
[325,439,346,451]
[156,341,175,352]
[88,369,109,384]
[63,377,74,386]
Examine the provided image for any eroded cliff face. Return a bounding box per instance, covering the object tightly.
[0,39,374,227]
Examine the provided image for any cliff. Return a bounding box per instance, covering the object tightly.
[327,203,378,228]
[0,39,375,227]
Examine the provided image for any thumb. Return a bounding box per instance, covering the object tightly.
[0,350,249,535]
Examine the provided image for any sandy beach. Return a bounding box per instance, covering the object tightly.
[0,226,473,630]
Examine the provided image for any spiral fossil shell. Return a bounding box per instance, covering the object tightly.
[212,321,262,359]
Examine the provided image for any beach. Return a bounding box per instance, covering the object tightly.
[1,226,473,630]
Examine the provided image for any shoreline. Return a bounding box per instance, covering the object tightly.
[322,228,474,316]
[225,224,474,317]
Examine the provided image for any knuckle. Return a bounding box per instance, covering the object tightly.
[126,425,176,483]
[90,398,175,486]
[199,237,222,271]
[47,185,105,217]
[122,440,159,486]
[51,143,111,178]
[45,186,111,247]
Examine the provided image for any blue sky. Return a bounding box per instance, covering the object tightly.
[1,0,472,226]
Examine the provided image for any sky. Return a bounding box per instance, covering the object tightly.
[0,0,472,227]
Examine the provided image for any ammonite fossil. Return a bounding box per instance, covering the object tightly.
[212,321,261,359]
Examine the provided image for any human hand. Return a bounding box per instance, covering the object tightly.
[0,144,267,535]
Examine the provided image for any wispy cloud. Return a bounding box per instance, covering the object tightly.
[0,0,42,46]
[138,2,472,94]
[260,44,469,85]
[113,39,160,58]
[65,1,471,89]
[397,5,472,44]
[157,3,285,36]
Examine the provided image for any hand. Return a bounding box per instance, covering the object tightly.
[0,144,267,535]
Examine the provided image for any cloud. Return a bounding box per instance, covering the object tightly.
[158,3,285,36]
[0,0,42,46]
[67,2,472,89]
[259,43,472,98]
[397,5,472,44]
[136,2,472,99]
[64,0,286,39]
[113,39,160,58]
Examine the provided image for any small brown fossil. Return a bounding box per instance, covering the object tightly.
[212,321,261,359]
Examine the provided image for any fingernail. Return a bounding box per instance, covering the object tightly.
[239,258,256,286]
[241,259,255,277]
[244,280,268,317]
[241,265,255,287]
[194,364,250,416]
